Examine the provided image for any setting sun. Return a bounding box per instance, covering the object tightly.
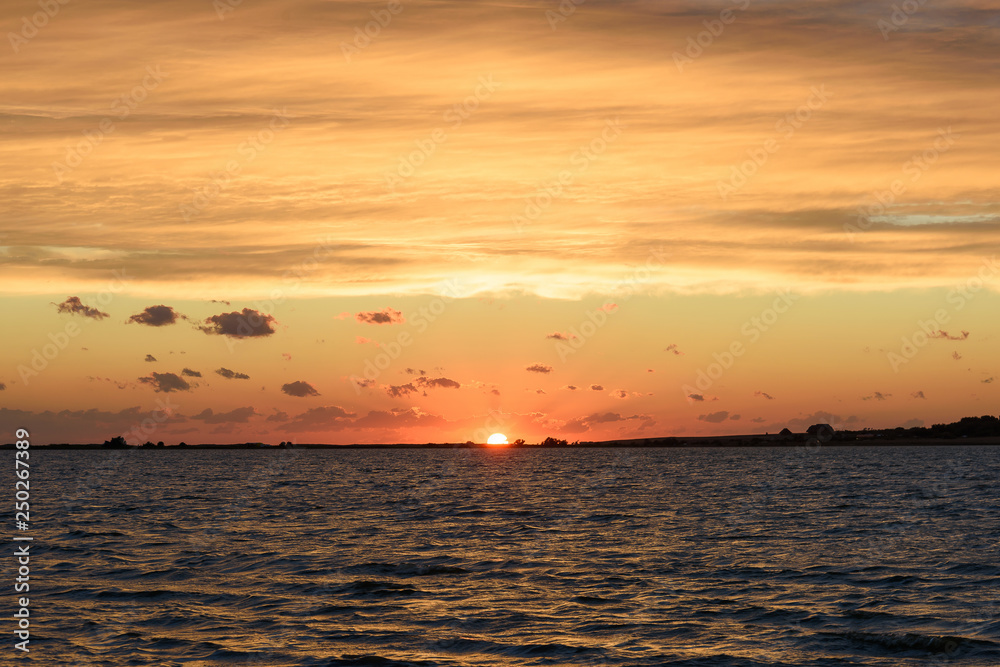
[487,433,509,445]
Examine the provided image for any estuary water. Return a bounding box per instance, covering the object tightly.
[13,445,1000,666]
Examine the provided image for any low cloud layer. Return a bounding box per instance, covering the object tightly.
[138,372,191,393]
[281,381,320,397]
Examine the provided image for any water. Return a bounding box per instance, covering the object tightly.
[11,445,1000,665]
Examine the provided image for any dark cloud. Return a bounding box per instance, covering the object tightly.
[590,384,603,391]
[861,392,891,401]
[564,385,578,391]
[266,410,289,422]
[526,364,552,374]
[128,305,185,327]
[751,417,765,423]
[562,411,651,433]
[664,343,683,355]
[0,382,5,391]
[404,368,426,375]
[547,332,576,340]
[611,390,629,399]
[53,296,108,320]
[929,330,970,341]
[983,377,995,384]
[216,367,250,380]
[199,308,277,338]
[490,388,500,395]
[754,391,775,400]
[687,393,705,402]
[181,368,201,378]
[281,381,320,397]
[145,354,157,362]
[536,389,546,394]
[0,406,186,445]
[356,308,405,325]
[191,407,257,423]
[352,407,446,430]
[138,372,192,393]
[286,405,356,432]
[698,411,730,423]
[385,383,418,398]
[912,390,926,399]
[210,299,231,306]
[415,376,460,389]
[952,351,962,360]
[730,414,741,420]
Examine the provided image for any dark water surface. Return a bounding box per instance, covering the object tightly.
[11,446,1000,666]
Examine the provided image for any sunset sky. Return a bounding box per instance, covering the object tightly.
[1,0,997,444]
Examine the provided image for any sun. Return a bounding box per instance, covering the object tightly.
[486,433,508,445]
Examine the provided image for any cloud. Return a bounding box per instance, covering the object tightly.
[286,405,357,432]
[266,410,289,423]
[562,411,653,433]
[211,299,231,306]
[664,343,683,355]
[128,305,185,327]
[564,385,577,391]
[730,414,741,420]
[782,411,858,431]
[199,308,277,337]
[547,331,576,340]
[611,389,629,399]
[404,368,426,375]
[751,417,765,423]
[216,367,250,380]
[356,336,376,345]
[281,353,292,361]
[687,393,705,402]
[53,296,108,320]
[901,418,925,428]
[181,368,202,377]
[0,406,185,445]
[526,364,553,374]
[416,376,461,389]
[754,391,775,400]
[281,381,320,397]
[590,384,603,391]
[138,372,192,393]
[144,354,157,362]
[356,308,405,325]
[911,390,926,399]
[861,392,891,401]
[0,382,5,391]
[191,407,258,423]
[983,377,995,384]
[490,388,500,396]
[929,330,970,341]
[385,383,418,398]
[952,352,962,360]
[698,411,730,423]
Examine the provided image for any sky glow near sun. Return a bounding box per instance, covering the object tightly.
[0,0,998,444]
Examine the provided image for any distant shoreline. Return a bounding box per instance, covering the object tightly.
[5,435,1000,450]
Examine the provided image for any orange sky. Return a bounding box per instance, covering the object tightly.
[1,0,997,443]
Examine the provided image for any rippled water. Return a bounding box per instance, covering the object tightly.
[12,445,1000,665]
